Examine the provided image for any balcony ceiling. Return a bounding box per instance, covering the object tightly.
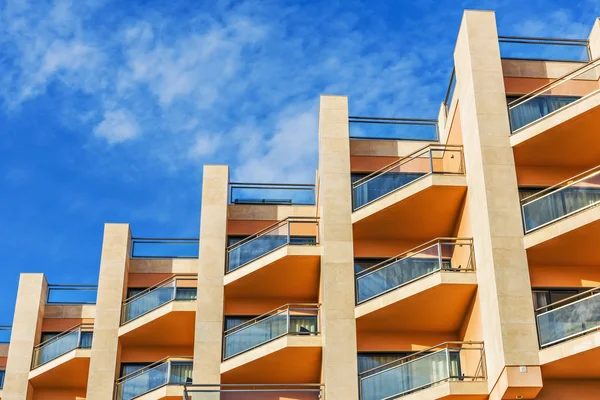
[29,353,90,389]
[119,305,196,347]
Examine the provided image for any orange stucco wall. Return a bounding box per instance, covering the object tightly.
[516,165,587,187]
[119,346,194,363]
[41,318,93,332]
[32,388,86,400]
[224,298,318,316]
[504,76,600,97]
[529,266,600,288]
[227,220,277,235]
[353,239,424,259]
[357,331,457,352]
[350,156,399,173]
[0,356,7,367]
[536,379,600,399]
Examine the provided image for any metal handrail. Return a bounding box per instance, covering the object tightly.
[46,284,98,304]
[508,55,600,110]
[358,341,485,377]
[183,384,324,400]
[226,216,319,252]
[535,286,600,314]
[115,356,193,384]
[356,237,474,278]
[122,274,197,305]
[229,182,316,205]
[33,322,93,350]
[130,237,199,259]
[520,165,600,205]
[443,67,456,112]
[498,35,591,62]
[348,116,439,141]
[352,144,464,188]
[223,303,320,335]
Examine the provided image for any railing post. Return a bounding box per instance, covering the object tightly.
[429,148,434,173]
[437,241,443,270]
[286,308,291,335]
[287,220,291,246]
[446,346,452,380]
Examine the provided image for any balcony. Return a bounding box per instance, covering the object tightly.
[229,182,316,206]
[183,384,324,400]
[28,324,93,389]
[509,56,600,169]
[358,342,487,400]
[349,116,439,141]
[355,239,477,333]
[221,304,321,384]
[536,288,600,379]
[225,217,320,302]
[351,145,466,241]
[119,275,197,347]
[46,284,97,304]
[115,357,193,400]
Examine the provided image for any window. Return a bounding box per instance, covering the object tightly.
[532,288,592,312]
[0,369,5,389]
[120,362,151,378]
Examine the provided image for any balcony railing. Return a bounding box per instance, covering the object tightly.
[0,368,4,389]
[443,68,456,117]
[359,342,486,400]
[508,55,600,132]
[352,145,464,210]
[222,303,319,360]
[115,356,193,400]
[349,116,439,141]
[226,217,319,273]
[499,36,591,62]
[31,323,93,369]
[121,274,198,325]
[521,166,600,233]
[229,182,316,206]
[183,384,324,400]
[536,287,600,348]
[355,238,475,304]
[0,326,11,344]
[46,284,98,304]
[130,238,199,259]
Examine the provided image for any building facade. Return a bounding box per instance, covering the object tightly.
[1,9,600,400]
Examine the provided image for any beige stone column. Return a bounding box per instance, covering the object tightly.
[86,223,131,400]
[193,165,229,385]
[454,10,542,397]
[3,273,47,400]
[589,18,600,59]
[317,95,359,400]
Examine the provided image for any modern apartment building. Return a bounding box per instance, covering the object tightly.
[1,9,600,400]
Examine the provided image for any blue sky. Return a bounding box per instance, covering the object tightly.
[0,0,598,324]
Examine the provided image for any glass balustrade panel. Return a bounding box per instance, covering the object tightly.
[123,282,176,323]
[223,311,288,358]
[34,330,80,367]
[227,224,289,272]
[116,363,169,400]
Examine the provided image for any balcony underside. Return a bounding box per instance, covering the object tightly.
[511,90,600,169]
[224,245,320,300]
[221,335,322,384]
[396,381,488,400]
[352,175,467,241]
[356,272,477,332]
[135,385,184,400]
[119,302,196,347]
[28,349,90,389]
[540,330,600,378]
[524,204,600,265]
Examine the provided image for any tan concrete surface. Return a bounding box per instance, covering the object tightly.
[501,59,592,79]
[2,274,47,400]
[454,10,540,392]
[589,18,600,59]
[129,258,198,274]
[43,305,96,319]
[193,165,229,384]
[86,224,131,400]
[227,204,316,221]
[317,95,360,400]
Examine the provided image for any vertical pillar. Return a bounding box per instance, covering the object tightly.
[86,224,131,400]
[193,165,229,385]
[317,95,359,400]
[589,18,600,59]
[3,273,47,400]
[454,10,542,397]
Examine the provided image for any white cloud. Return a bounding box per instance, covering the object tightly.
[188,133,222,158]
[93,109,140,144]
